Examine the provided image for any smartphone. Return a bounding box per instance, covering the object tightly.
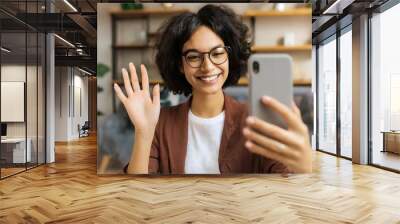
[248,54,293,129]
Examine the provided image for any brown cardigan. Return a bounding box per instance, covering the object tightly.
[125,93,288,174]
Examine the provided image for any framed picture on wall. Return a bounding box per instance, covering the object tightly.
[1,81,25,122]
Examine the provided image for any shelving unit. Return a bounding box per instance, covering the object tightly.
[243,6,312,86]
[110,8,190,111]
[110,7,190,79]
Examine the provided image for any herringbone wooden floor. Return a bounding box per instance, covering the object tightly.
[1,135,400,223]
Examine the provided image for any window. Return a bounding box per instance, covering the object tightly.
[339,28,352,158]
[317,36,337,154]
[370,3,400,171]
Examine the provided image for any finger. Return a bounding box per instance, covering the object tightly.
[152,84,160,106]
[291,102,308,134]
[292,101,301,119]
[129,62,141,92]
[245,140,291,166]
[140,64,150,94]
[114,83,127,103]
[243,127,298,160]
[122,68,134,97]
[261,96,303,131]
[245,116,301,148]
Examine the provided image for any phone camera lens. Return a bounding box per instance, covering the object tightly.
[253,61,259,74]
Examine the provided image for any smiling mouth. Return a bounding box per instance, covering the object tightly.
[196,73,221,82]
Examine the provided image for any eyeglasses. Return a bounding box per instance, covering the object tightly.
[182,46,230,68]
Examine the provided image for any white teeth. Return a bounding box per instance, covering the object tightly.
[199,74,219,82]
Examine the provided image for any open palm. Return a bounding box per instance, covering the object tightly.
[114,63,160,136]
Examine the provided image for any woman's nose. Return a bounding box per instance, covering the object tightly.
[200,55,214,72]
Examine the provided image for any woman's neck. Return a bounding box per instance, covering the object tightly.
[191,90,224,118]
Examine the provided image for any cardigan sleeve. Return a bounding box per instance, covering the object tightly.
[148,128,161,174]
[123,125,161,174]
[259,156,289,173]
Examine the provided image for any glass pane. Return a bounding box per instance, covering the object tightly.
[27,0,41,170]
[371,4,400,171]
[318,37,337,154]
[0,1,46,178]
[1,31,27,177]
[27,31,38,169]
[38,33,45,165]
[340,29,352,158]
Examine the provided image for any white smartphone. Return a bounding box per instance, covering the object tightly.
[248,54,293,129]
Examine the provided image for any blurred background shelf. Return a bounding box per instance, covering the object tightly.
[242,7,311,17]
[114,77,311,87]
[236,77,311,86]
[251,44,312,53]
[113,44,153,49]
[111,8,190,18]
[112,7,311,19]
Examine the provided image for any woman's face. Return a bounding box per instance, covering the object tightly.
[181,26,229,96]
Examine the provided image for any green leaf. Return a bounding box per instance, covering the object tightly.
[97,63,110,78]
[121,3,143,10]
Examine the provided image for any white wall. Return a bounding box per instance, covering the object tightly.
[55,66,66,141]
[72,72,89,138]
[54,67,89,141]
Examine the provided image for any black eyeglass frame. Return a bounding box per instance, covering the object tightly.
[181,46,231,68]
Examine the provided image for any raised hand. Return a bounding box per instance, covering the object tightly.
[243,96,312,173]
[114,63,160,137]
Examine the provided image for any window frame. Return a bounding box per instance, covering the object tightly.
[315,23,352,160]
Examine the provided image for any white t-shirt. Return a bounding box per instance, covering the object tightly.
[184,109,225,174]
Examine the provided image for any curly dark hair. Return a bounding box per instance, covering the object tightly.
[155,4,251,96]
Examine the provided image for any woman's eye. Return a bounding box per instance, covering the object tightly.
[212,52,224,57]
[187,55,201,61]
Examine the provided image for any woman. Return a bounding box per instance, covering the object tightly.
[114,5,312,174]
